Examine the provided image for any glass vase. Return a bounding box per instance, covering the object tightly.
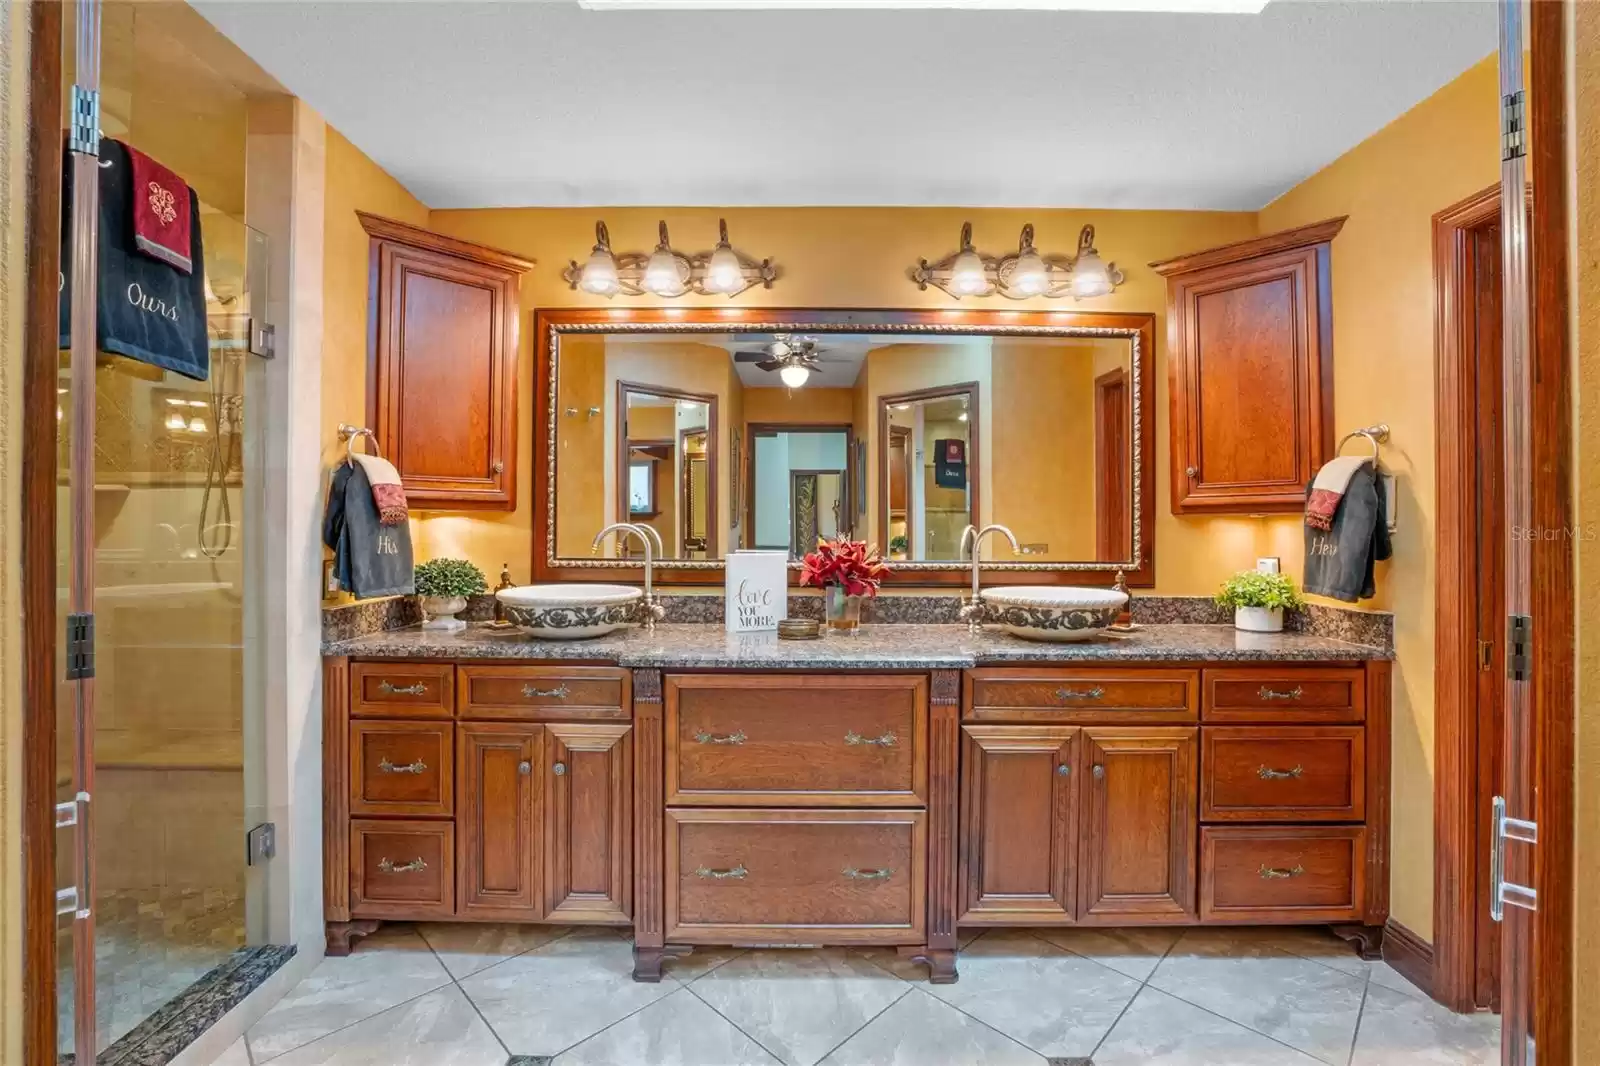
[826,585,863,633]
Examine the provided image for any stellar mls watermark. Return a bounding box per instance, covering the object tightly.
[1510,524,1597,542]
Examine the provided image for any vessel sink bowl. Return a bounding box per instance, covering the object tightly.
[978,586,1129,642]
[496,584,643,639]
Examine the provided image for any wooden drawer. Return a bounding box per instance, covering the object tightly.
[966,667,1198,724]
[1200,826,1365,922]
[666,808,926,945]
[666,674,926,806]
[1202,666,1364,723]
[1201,726,1364,822]
[350,721,454,817]
[350,662,454,719]
[457,665,629,721]
[350,819,455,919]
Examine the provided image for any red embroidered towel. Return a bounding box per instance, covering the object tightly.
[127,145,193,275]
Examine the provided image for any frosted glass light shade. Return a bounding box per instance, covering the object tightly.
[705,244,743,294]
[779,364,811,388]
[1008,248,1049,296]
[950,249,987,295]
[1070,249,1114,298]
[579,248,620,294]
[643,248,685,295]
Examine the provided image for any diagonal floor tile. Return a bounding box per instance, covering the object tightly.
[554,987,781,1066]
[1095,986,1325,1066]
[1030,925,1182,982]
[262,985,505,1066]
[687,949,911,1065]
[1245,926,1373,979]
[1149,928,1366,1064]
[211,1037,251,1066]
[1368,960,1432,1001]
[1351,983,1502,1066]
[817,988,1044,1066]
[459,930,676,1055]
[247,928,449,1062]
[417,922,580,980]
[910,931,1141,1058]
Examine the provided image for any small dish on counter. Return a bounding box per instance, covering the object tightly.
[979,586,1129,642]
[495,584,642,639]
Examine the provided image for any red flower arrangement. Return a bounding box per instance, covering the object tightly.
[799,537,891,598]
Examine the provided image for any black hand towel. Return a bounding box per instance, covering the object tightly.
[323,462,415,600]
[1303,463,1392,602]
[58,139,210,381]
[933,438,967,490]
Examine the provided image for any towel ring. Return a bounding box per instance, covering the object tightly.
[337,423,382,462]
[1335,423,1389,461]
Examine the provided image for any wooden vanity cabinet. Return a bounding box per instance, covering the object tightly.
[1153,217,1344,515]
[1078,727,1198,922]
[360,213,533,510]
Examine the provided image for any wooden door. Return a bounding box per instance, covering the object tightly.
[1154,220,1340,515]
[958,726,1078,924]
[1079,727,1197,921]
[363,213,531,509]
[545,723,633,922]
[1094,368,1130,559]
[457,723,543,919]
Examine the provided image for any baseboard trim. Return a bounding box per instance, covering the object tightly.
[1381,918,1435,999]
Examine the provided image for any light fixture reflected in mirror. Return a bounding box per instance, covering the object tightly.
[778,363,811,388]
[912,222,1124,301]
[564,219,777,299]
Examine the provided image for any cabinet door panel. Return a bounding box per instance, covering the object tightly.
[457,723,542,919]
[546,723,633,922]
[1080,727,1197,922]
[959,726,1078,924]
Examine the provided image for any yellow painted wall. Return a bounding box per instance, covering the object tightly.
[1255,54,1501,937]
[743,386,856,426]
[1573,4,1599,1059]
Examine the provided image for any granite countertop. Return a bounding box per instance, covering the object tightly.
[323,622,1390,668]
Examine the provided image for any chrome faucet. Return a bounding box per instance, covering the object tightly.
[592,522,666,629]
[958,523,1021,633]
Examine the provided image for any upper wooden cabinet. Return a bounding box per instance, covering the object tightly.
[361,213,533,510]
[1152,218,1344,515]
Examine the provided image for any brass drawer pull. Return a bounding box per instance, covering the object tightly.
[695,730,747,745]
[695,864,748,880]
[843,867,894,881]
[1257,765,1305,780]
[378,681,427,696]
[1257,685,1304,701]
[1055,686,1105,700]
[378,857,427,875]
[522,683,571,699]
[844,730,897,747]
[1258,864,1305,880]
[378,758,428,775]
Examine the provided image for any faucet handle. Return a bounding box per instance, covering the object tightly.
[958,598,986,625]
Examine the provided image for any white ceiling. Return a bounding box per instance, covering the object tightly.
[197,0,1496,211]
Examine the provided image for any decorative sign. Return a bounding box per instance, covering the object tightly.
[726,550,788,633]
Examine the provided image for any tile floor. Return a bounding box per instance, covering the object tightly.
[215,924,1502,1066]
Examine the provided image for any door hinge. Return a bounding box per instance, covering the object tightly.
[1478,639,1494,671]
[1490,795,1538,922]
[1502,90,1527,161]
[1507,614,1531,681]
[249,319,276,359]
[65,613,95,681]
[68,85,100,156]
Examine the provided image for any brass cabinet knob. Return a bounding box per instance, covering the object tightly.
[1092,764,1106,782]
[1185,465,1198,478]
[517,761,531,776]
[1056,764,1071,777]
[553,762,567,776]
[492,460,505,474]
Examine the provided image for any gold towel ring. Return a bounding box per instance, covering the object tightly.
[337,423,382,463]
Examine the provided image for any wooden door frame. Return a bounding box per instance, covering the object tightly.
[1432,181,1508,1013]
[742,421,856,548]
[1094,367,1130,560]
[23,2,64,1062]
[615,379,718,557]
[1526,2,1574,1057]
[877,382,980,563]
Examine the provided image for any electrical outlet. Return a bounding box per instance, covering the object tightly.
[246,822,276,866]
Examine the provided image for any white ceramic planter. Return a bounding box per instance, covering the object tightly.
[1234,605,1284,633]
[420,594,469,633]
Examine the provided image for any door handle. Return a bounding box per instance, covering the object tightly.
[1490,795,1538,921]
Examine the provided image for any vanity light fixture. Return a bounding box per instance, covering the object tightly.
[563,219,777,299]
[912,222,1125,301]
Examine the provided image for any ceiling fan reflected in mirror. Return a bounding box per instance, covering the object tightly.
[732,334,837,387]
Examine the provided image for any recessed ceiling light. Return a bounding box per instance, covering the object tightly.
[581,0,1269,9]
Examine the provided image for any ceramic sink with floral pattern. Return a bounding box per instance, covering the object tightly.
[978,586,1128,642]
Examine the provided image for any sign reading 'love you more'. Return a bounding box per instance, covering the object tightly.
[725,551,788,633]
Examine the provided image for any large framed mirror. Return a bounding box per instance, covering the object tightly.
[535,308,1155,586]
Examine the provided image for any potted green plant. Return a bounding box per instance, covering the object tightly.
[1215,569,1304,633]
[413,558,487,633]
